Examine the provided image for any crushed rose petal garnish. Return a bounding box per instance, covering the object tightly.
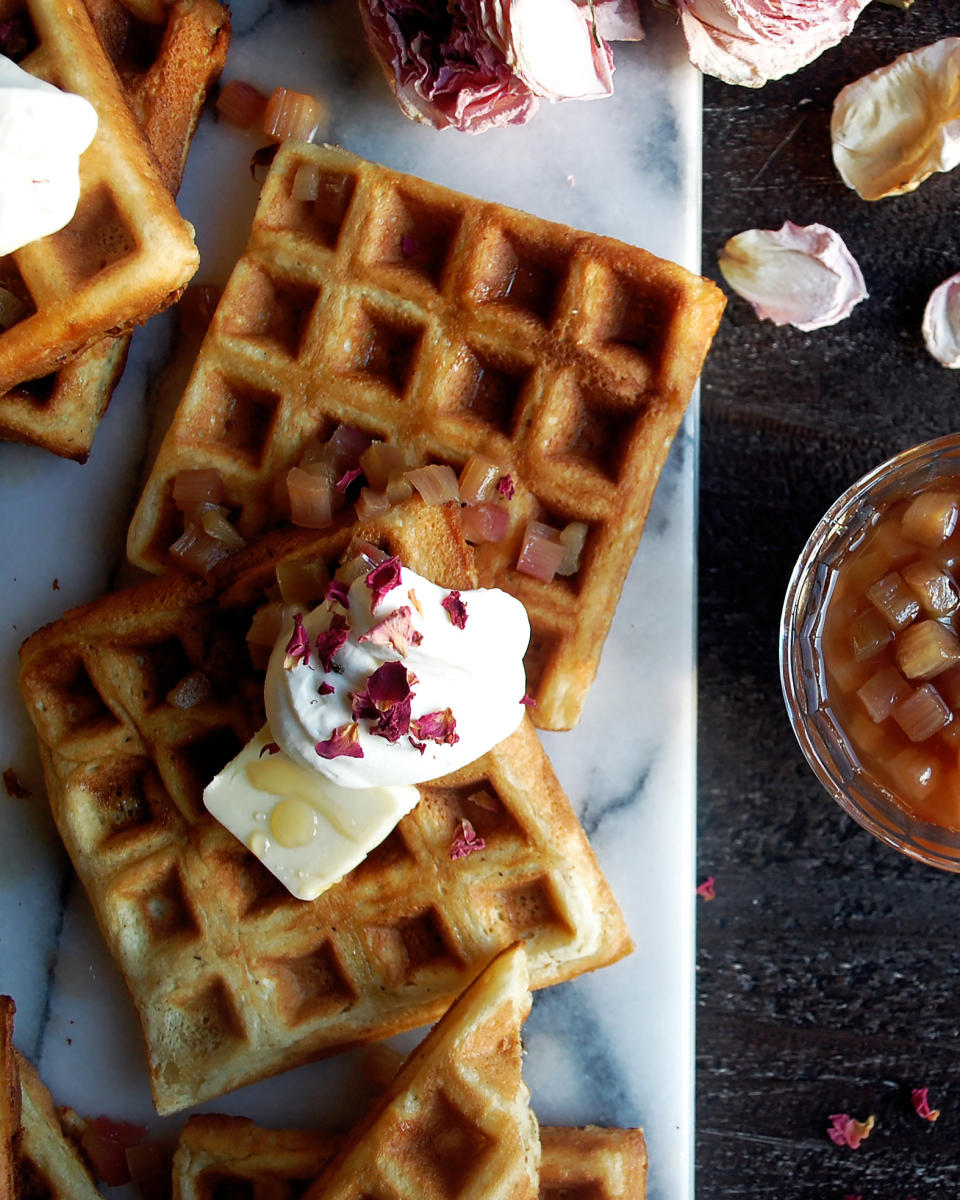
[336,466,363,493]
[408,735,426,754]
[258,741,281,758]
[827,1113,875,1149]
[411,708,459,745]
[283,613,312,669]
[911,1087,940,1121]
[696,876,716,900]
[366,555,403,610]
[315,614,349,671]
[358,606,423,656]
[326,579,350,609]
[441,590,468,629]
[315,722,364,759]
[449,818,485,860]
[318,680,335,696]
[2,767,28,798]
[520,693,537,707]
[497,473,516,499]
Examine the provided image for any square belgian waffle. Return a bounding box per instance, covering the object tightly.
[174,1114,648,1200]
[0,0,201,446]
[127,142,725,730]
[0,0,227,461]
[18,503,631,1115]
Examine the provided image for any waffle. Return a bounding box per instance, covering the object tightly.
[0,0,201,449]
[0,997,107,1200]
[173,1115,647,1200]
[0,0,227,460]
[18,501,632,1115]
[126,141,725,730]
[302,941,539,1200]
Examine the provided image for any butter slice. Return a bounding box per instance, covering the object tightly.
[203,726,420,900]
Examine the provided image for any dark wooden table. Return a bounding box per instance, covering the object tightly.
[697,2,960,1196]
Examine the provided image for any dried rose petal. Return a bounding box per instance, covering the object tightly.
[366,555,403,610]
[408,736,427,754]
[336,466,364,493]
[576,0,644,42]
[450,817,486,859]
[358,606,423,656]
[520,692,537,707]
[366,660,414,709]
[675,0,870,88]
[283,613,312,669]
[497,473,515,499]
[696,875,716,901]
[316,723,364,759]
[352,662,414,742]
[441,590,468,629]
[922,272,960,368]
[832,38,960,201]
[718,221,867,331]
[911,1087,940,1121]
[827,1112,875,1149]
[411,708,459,745]
[326,579,350,609]
[318,680,335,696]
[259,741,281,757]
[315,615,349,672]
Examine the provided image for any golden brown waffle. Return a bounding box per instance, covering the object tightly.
[0,0,227,460]
[173,1115,647,1200]
[301,942,539,1200]
[18,502,631,1115]
[0,997,107,1200]
[127,141,725,730]
[0,0,201,446]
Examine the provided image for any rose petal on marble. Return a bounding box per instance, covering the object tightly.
[717,220,868,332]
[482,0,615,102]
[923,274,960,368]
[827,1112,875,1150]
[674,0,870,88]
[832,38,960,200]
[574,0,644,42]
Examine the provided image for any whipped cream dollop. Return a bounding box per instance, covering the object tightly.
[265,557,531,788]
[0,55,98,256]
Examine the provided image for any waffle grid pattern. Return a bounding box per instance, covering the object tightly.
[129,142,725,729]
[0,0,226,459]
[174,1115,648,1200]
[19,516,631,1114]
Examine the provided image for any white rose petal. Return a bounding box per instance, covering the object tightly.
[832,37,960,201]
[574,0,644,42]
[922,273,960,369]
[718,220,868,332]
[486,0,615,102]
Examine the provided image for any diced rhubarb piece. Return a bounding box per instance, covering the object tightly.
[355,487,392,520]
[857,666,912,723]
[216,79,268,129]
[902,491,959,548]
[360,441,410,490]
[516,521,565,583]
[850,608,893,661]
[887,746,939,805]
[292,162,320,201]
[199,504,245,550]
[276,558,329,606]
[170,524,232,574]
[894,683,952,742]
[902,558,960,617]
[896,619,960,680]
[557,521,589,576]
[867,570,921,629]
[458,454,502,504]
[287,465,333,529]
[263,86,325,143]
[405,464,460,505]
[461,501,510,544]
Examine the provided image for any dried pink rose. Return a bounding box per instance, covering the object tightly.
[358,606,423,656]
[911,1087,940,1122]
[674,0,870,88]
[357,0,632,134]
[283,613,312,669]
[441,590,468,629]
[411,708,459,745]
[450,817,486,859]
[315,723,364,759]
[718,221,867,331]
[827,1112,875,1150]
[922,272,960,369]
[366,555,403,610]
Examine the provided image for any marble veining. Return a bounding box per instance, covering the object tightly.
[0,4,700,1199]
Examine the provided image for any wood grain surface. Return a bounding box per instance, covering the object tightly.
[698,2,960,1196]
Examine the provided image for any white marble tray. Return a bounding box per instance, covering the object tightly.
[0,5,701,1198]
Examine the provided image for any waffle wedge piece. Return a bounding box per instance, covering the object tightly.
[0,0,200,438]
[173,1114,647,1200]
[0,0,226,460]
[19,502,631,1114]
[302,941,539,1200]
[127,141,725,730]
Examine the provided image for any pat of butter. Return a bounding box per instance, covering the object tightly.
[203,725,420,901]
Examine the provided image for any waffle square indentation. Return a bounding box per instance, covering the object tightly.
[363,187,461,291]
[364,907,465,987]
[581,262,680,384]
[33,654,118,741]
[167,726,245,820]
[52,183,137,282]
[265,163,356,250]
[259,941,358,1026]
[6,372,57,409]
[0,257,35,325]
[407,1089,493,1194]
[203,373,281,466]
[0,10,38,62]
[542,376,639,485]
[335,302,424,396]
[219,265,319,360]
[160,978,246,1079]
[492,877,571,941]
[468,227,567,326]
[139,862,201,944]
[78,757,166,849]
[442,344,532,436]
[417,780,527,850]
[126,636,194,712]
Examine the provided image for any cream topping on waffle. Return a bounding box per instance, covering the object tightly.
[264,560,531,788]
[0,55,97,256]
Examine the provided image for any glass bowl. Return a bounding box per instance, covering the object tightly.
[780,432,960,870]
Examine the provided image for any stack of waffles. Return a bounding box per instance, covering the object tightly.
[0,0,228,460]
[18,500,632,1114]
[127,141,726,729]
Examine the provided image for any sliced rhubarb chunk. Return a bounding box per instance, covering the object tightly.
[901,558,960,617]
[893,684,952,742]
[896,619,960,680]
[901,491,959,548]
[866,570,920,630]
[857,666,912,723]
